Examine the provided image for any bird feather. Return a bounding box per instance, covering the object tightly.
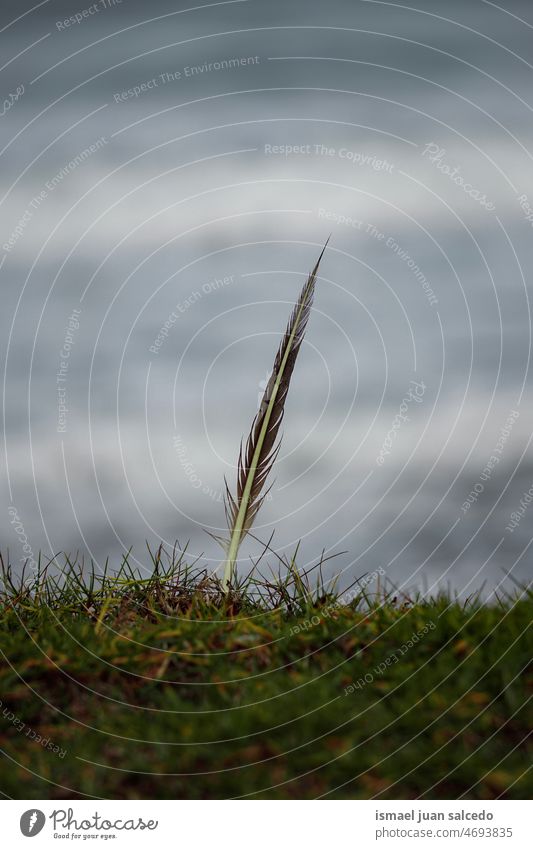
[221,241,328,590]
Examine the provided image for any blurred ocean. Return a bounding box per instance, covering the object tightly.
[1,0,533,595]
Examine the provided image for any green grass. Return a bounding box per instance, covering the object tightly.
[0,547,531,799]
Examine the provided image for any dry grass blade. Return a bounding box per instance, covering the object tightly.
[221,240,329,590]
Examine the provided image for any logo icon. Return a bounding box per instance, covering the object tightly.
[20,810,46,837]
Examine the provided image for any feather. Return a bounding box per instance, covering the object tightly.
[221,240,329,590]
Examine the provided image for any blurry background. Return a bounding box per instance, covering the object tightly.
[1,0,532,596]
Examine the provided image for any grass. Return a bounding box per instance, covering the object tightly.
[0,546,531,800]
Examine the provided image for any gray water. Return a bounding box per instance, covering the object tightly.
[1,0,533,596]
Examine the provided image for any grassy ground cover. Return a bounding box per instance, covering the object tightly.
[0,548,531,799]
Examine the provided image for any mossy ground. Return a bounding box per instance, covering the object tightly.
[0,549,531,799]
